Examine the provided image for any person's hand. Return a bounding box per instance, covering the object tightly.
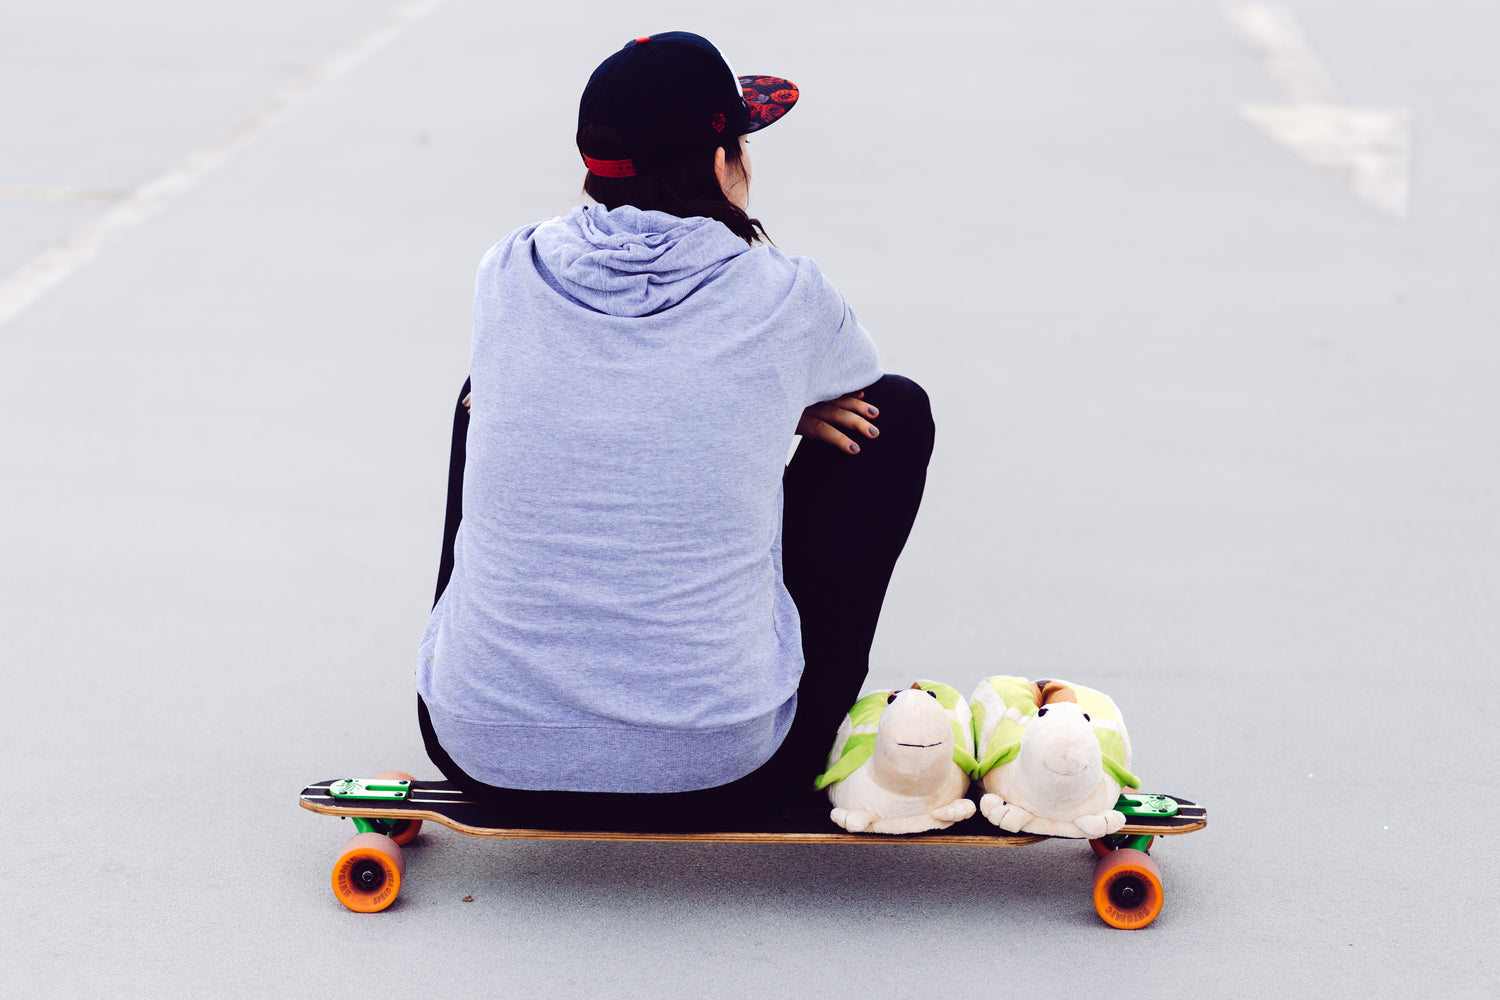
[462,393,471,409]
[797,392,879,454]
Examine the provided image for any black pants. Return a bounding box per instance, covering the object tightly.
[421,374,934,829]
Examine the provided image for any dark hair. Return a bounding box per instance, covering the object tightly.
[578,123,769,245]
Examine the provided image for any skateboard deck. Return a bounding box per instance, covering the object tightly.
[300,775,1206,927]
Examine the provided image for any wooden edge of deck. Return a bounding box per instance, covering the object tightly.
[1123,813,1207,836]
[299,795,1206,844]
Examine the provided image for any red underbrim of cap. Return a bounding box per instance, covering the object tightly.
[582,154,637,178]
[739,75,798,133]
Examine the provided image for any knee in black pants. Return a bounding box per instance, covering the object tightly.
[860,373,935,460]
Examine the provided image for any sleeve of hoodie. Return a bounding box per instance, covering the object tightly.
[787,256,883,403]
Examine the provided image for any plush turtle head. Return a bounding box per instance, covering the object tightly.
[872,687,954,786]
[1014,699,1105,807]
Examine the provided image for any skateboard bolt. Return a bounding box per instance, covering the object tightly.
[1109,875,1145,908]
[352,860,385,891]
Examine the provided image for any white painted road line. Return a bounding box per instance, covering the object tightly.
[1225,3,1413,219]
[0,0,446,331]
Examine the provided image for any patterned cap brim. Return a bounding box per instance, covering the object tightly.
[738,75,799,133]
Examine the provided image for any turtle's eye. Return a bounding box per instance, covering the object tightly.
[1038,707,1049,717]
[887,692,899,704]
[927,690,938,699]
[1083,713,1091,722]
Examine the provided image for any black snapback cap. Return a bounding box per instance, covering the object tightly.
[578,31,798,177]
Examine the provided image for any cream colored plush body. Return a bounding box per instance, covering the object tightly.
[972,678,1135,839]
[826,687,976,834]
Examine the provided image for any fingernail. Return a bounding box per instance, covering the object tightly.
[867,426,879,437]
[848,442,860,453]
[866,406,878,417]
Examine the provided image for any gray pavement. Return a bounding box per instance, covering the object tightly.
[3,1,1498,997]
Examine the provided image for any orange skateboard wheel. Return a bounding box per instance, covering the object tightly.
[331,832,406,913]
[1090,835,1154,858]
[1092,848,1164,929]
[375,772,423,845]
[386,819,421,846]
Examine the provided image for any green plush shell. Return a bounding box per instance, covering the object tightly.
[814,680,979,790]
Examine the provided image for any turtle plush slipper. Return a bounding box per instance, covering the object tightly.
[970,676,1140,839]
[815,681,979,834]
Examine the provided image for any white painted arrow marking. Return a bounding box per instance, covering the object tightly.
[1225,4,1412,219]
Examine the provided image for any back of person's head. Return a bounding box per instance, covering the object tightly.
[575,32,798,245]
[578,122,764,243]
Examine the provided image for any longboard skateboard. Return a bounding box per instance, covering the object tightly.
[300,773,1206,928]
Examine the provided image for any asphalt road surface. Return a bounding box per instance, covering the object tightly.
[3,2,1497,996]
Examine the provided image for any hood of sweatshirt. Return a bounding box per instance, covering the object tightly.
[527,204,751,318]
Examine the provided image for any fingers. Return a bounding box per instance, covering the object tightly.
[817,401,879,439]
[799,417,860,453]
[797,393,881,454]
[826,392,877,420]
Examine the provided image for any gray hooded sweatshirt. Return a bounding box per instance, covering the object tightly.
[416,204,882,793]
